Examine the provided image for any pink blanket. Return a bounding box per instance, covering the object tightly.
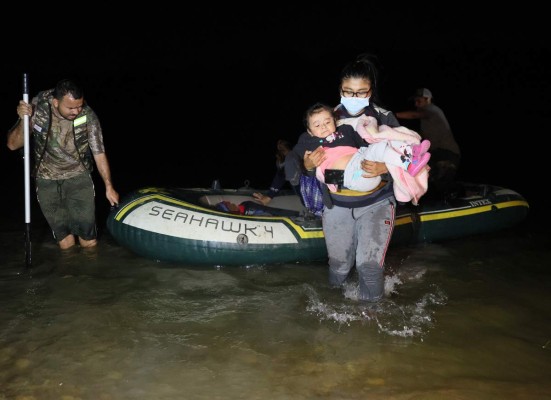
[356,116,430,205]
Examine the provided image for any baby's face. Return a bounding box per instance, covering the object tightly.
[308,110,336,138]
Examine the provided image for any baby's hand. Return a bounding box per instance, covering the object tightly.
[253,192,271,206]
[357,115,379,137]
[363,116,379,135]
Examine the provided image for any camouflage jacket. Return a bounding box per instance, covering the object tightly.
[31,89,104,179]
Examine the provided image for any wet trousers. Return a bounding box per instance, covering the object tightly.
[322,197,395,302]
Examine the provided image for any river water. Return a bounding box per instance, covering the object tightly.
[1,201,550,400]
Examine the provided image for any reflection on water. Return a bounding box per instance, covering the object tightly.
[1,219,551,399]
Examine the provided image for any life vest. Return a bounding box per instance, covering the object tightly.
[31,89,94,176]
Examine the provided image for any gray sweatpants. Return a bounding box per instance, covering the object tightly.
[322,197,396,302]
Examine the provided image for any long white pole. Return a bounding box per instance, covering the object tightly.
[22,73,31,267]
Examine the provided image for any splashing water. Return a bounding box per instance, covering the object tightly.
[304,253,448,338]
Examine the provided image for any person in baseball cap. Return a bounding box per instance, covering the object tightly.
[414,88,433,99]
[396,87,461,198]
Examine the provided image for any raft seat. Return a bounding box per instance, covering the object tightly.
[199,194,306,213]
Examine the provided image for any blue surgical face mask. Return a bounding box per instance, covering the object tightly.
[340,96,370,115]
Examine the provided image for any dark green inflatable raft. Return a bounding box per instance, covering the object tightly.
[106,182,529,266]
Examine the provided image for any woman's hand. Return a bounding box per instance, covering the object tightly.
[304,146,326,171]
[361,160,388,178]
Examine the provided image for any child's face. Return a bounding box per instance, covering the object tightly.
[308,110,336,138]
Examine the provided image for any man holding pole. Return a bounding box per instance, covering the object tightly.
[7,78,119,250]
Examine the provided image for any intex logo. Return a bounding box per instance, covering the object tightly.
[469,199,491,206]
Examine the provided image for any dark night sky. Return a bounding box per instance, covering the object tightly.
[1,6,549,220]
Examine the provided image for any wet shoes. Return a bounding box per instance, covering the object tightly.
[408,140,431,176]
